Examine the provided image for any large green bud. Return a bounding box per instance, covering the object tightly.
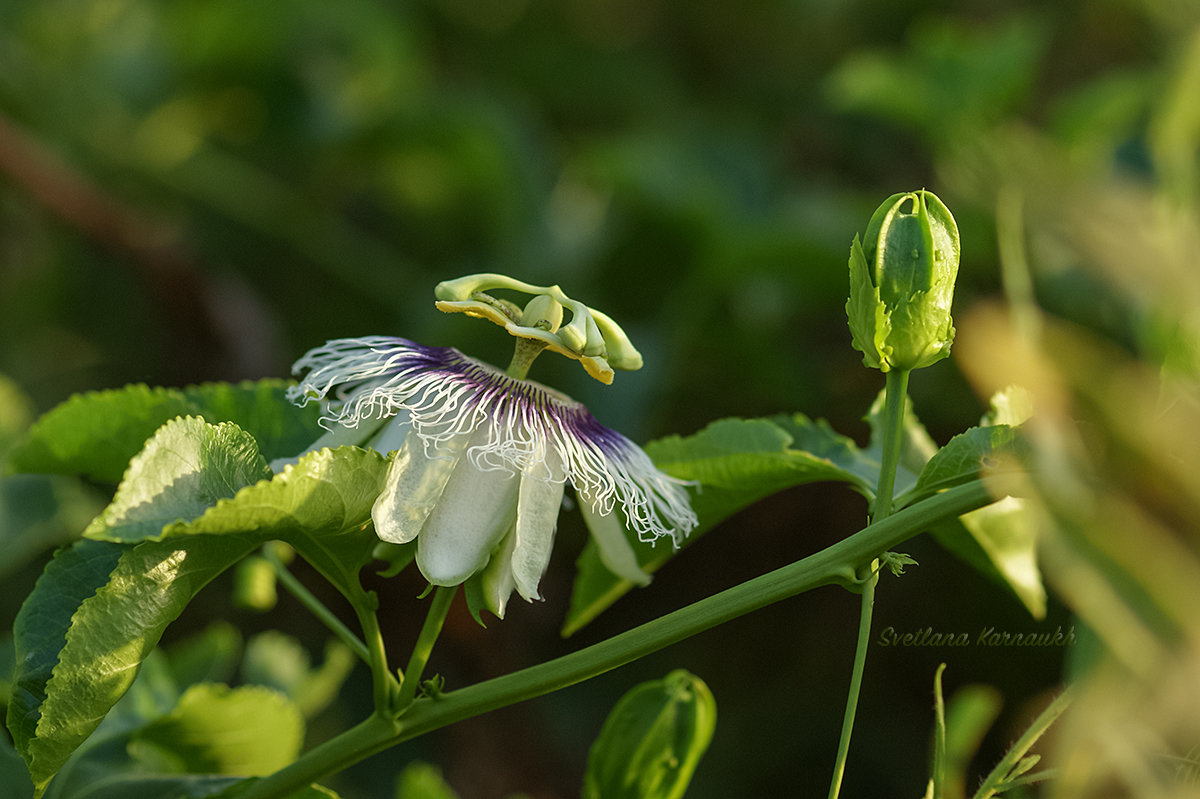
[847,190,960,371]
[583,670,717,799]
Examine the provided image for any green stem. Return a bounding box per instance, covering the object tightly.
[395,585,458,711]
[265,547,370,664]
[353,591,397,713]
[234,712,400,799]
[872,368,911,521]
[234,478,1011,799]
[973,686,1074,799]
[827,563,878,799]
[828,367,910,799]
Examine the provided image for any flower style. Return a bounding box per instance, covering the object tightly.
[282,335,697,617]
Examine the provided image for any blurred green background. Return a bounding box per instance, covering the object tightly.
[3,0,1198,796]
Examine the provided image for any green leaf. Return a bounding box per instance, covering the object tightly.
[0,474,104,582]
[925,387,1044,618]
[7,539,128,771]
[942,684,1003,798]
[55,774,242,799]
[563,414,872,636]
[84,417,272,543]
[127,683,304,776]
[83,409,388,593]
[171,446,389,595]
[0,736,36,799]
[11,434,388,792]
[8,381,320,483]
[898,424,1023,508]
[240,632,357,719]
[394,761,461,799]
[164,623,243,689]
[646,415,874,495]
[933,498,1047,618]
[178,381,322,466]
[8,535,259,795]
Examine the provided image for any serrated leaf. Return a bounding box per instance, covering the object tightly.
[8,381,320,483]
[84,417,272,543]
[898,424,1023,508]
[10,441,388,792]
[178,382,322,466]
[128,683,304,777]
[8,386,194,483]
[7,539,127,766]
[9,535,258,795]
[81,409,388,590]
[174,447,389,593]
[563,415,873,636]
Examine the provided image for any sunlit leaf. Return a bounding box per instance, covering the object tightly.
[7,381,319,483]
[7,535,257,795]
[927,387,1044,618]
[10,414,387,792]
[128,683,304,776]
[84,417,271,543]
[933,498,1047,618]
[898,423,1024,508]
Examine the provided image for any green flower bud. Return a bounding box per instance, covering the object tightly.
[583,670,717,799]
[847,190,960,371]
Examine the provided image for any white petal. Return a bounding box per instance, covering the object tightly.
[579,495,651,586]
[371,430,462,544]
[416,456,520,586]
[478,526,519,618]
[511,466,566,602]
[366,416,412,455]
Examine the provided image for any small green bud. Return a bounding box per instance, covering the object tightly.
[232,555,278,611]
[847,190,960,371]
[583,670,717,799]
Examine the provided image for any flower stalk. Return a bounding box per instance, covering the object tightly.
[828,367,910,799]
[395,585,459,712]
